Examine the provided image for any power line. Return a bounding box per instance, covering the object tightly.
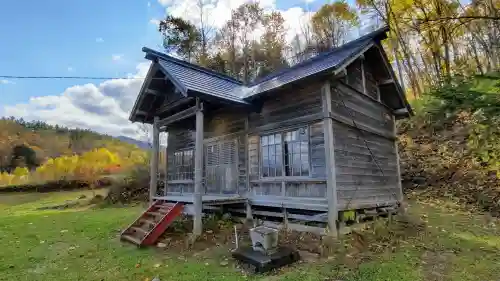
[0,75,150,80]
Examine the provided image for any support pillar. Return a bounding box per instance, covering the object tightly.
[360,55,366,95]
[321,81,338,236]
[193,100,204,236]
[149,116,160,204]
[393,115,405,212]
[163,131,168,196]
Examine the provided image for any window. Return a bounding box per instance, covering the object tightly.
[172,149,194,180]
[205,140,238,194]
[261,133,282,177]
[284,128,310,176]
[260,127,310,178]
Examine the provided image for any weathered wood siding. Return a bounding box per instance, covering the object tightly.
[330,82,400,210]
[346,59,379,100]
[363,62,379,100]
[165,128,195,195]
[162,67,402,213]
[204,109,246,139]
[165,109,247,196]
[248,83,323,132]
[247,82,328,208]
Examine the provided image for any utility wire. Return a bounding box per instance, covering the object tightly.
[0,75,154,80]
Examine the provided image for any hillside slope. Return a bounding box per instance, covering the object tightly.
[0,118,145,172]
[399,73,500,214]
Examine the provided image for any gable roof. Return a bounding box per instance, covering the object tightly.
[135,26,410,120]
[236,31,382,99]
[144,48,247,104]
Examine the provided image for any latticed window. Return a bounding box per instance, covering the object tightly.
[172,149,194,180]
[261,133,282,177]
[205,139,237,194]
[260,127,310,178]
[284,128,310,176]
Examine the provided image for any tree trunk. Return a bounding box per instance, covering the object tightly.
[470,38,484,75]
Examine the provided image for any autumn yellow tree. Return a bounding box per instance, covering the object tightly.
[311,1,359,50]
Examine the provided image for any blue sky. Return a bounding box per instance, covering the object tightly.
[0,0,165,106]
[0,0,338,138]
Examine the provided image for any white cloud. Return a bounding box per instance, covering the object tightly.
[2,62,151,139]
[112,54,123,61]
[157,0,314,51]
[148,1,151,7]
[67,66,74,72]
[96,37,104,43]
[159,0,275,30]
[0,79,15,85]
[149,18,160,26]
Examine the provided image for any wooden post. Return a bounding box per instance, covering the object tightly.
[244,116,253,222]
[163,131,168,196]
[360,55,366,95]
[393,115,405,210]
[193,100,204,236]
[321,81,338,237]
[149,116,160,204]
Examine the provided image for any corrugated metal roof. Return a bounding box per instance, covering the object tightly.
[143,26,389,104]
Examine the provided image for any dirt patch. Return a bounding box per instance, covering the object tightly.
[149,214,425,277]
[421,251,454,281]
[36,193,105,210]
[153,218,326,265]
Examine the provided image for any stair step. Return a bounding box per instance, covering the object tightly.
[131,226,149,235]
[147,212,164,218]
[158,203,174,207]
[157,207,172,214]
[139,218,156,226]
[122,234,142,245]
[120,202,184,247]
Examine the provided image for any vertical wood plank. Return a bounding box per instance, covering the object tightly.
[193,100,204,236]
[163,131,168,196]
[321,81,338,236]
[393,115,404,204]
[150,116,160,203]
[361,57,367,95]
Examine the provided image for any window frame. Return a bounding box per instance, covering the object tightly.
[171,148,194,181]
[259,126,311,179]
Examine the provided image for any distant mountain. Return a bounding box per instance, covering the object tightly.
[116,136,151,149]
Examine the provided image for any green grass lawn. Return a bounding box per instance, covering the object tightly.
[1,191,500,281]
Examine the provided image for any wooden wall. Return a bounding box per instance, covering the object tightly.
[247,83,328,209]
[346,58,379,101]
[330,81,400,211]
[162,57,402,212]
[165,108,247,196]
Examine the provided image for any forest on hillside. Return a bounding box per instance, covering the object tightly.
[0,117,147,187]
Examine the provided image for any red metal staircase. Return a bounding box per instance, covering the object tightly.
[120,201,184,246]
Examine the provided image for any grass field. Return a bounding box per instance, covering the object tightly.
[1,190,500,281]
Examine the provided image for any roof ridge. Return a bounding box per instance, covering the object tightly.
[142,47,244,85]
[249,26,389,86]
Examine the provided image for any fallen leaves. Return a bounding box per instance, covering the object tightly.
[399,110,500,216]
